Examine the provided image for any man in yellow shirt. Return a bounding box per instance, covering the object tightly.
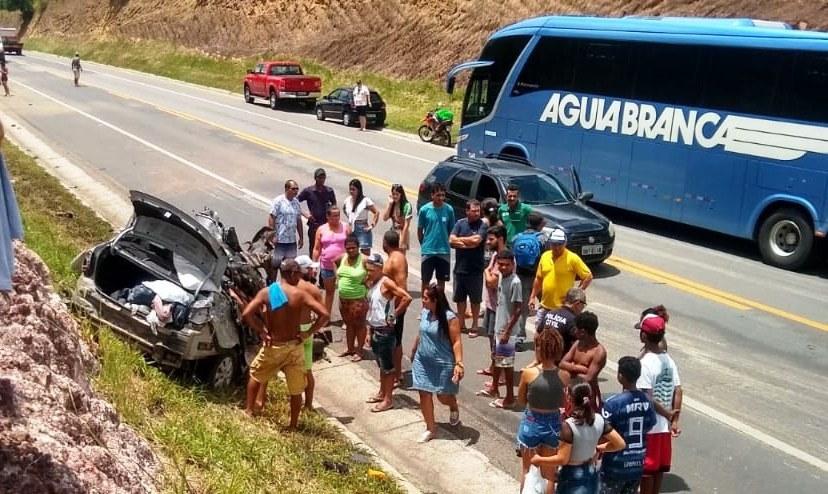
[529,228,593,322]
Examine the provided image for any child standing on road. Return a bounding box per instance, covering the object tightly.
[479,250,521,409]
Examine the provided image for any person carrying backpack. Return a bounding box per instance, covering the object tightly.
[511,212,545,347]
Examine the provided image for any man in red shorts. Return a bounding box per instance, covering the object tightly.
[637,315,683,494]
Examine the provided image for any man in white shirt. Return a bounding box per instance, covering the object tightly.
[268,180,303,280]
[353,80,371,131]
[637,315,683,494]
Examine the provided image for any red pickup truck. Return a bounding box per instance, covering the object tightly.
[243,61,322,109]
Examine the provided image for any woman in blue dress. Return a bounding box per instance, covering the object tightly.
[410,284,465,443]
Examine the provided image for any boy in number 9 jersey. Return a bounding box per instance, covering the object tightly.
[600,356,658,494]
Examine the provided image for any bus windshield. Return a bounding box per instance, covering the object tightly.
[505,173,572,205]
[462,35,530,125]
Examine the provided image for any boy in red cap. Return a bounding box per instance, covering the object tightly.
[637,315,683,494]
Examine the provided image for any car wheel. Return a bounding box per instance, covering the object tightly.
[342,111,352,127]
[316,106,325,121]
[244,85,254,104]
[207,353,238,390]
[757,208,814,270]
[269,90,278,110]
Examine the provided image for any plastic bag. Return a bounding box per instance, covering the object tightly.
[521,465,547,494]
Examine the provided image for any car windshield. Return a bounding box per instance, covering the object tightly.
[504,173,572,205]
[272,65,303,75]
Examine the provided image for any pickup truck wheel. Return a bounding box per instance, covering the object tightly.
[269,90,278,110]
[206,353,238,390]
[316,106,325,121]
[244,85,254,104]
[342,111,352,127]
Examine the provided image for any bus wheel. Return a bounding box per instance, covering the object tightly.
[758,208,814,270]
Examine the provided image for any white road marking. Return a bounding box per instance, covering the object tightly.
[22,53,437,164]
[13,77,827,475]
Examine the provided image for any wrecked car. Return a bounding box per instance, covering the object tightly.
[71,191,267,390]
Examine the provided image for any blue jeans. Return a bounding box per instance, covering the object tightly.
[557,463,599,494]
[353,221,372,250]
[517,409,561,449]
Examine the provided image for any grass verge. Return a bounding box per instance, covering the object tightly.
[25,36,462,135]
[2,139,404,494]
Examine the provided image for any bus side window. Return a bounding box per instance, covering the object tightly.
[700,46,785,116]
[512,37,576,96]
[476,174,500,202]
[571,41,634,99]
[632,43,701,107]
[775,51,828,123]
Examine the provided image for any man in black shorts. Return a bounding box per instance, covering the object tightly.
[449,200,487,333]
[417,183,455,296]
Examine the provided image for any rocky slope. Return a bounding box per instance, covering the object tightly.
[22,0,828,78]
[0,242,159,493]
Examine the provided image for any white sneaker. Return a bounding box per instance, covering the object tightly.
[449,410,461,427]
[417,430,436,443]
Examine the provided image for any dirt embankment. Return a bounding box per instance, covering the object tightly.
[18,0,828,78]
[0,242,159,493]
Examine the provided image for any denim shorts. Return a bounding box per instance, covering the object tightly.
[599,477,640,494]
[557,463,599,494]
[370,327,396,374]
[320,268,336,280]
[353,221,372,250]
[517,409,561,449]
[494,335,516,368]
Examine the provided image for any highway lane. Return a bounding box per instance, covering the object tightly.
[2,53,826,493]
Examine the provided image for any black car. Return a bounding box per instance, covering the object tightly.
[416,155,615,264]
[315,87,387,127]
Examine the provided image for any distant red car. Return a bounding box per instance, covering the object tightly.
[243,61,322,109]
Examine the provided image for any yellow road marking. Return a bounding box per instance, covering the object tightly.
[610,257,828,332]
[38,65,828,334]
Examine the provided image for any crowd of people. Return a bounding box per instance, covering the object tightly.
[243,169,683,494]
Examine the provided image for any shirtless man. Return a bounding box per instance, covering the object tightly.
[255,255,324,411]
[243,259,329,429]
[382,230,409,385]
[560,311,607,412]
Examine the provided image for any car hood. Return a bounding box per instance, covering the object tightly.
[124,191,228,290]
[530,202,609,234]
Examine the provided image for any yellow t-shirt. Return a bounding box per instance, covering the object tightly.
[536,249,591,309]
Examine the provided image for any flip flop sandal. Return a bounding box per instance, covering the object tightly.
[350,354,364,363]
[366,396,383,404]
[370,403,394,413]
[476,368,493,376]
[468,329,480,338]
[475,388,498,398]
[489,399,514,409]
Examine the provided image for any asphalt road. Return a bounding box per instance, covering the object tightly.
[2,52,826,493]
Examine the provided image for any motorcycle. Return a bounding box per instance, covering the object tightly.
[418,111,453,147]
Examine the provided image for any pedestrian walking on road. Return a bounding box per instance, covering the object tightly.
[312,204,350,320]
[353,80,371,131]
[364,253,412,413]
[637,315,683,494]
[418,182,455,296]
[71,52,82,87]
[512,212,546,345]
[561,311,607,413]
[243,260,330,429]
[298,168,336,256]
[336,235,369,361]
[449,199,487,335]
[343,178,379,255]
[1,62,9,97]
[498,183,533,246]
[382,230,409,386]
[268,180,303,279]
[530,228,593,312]
[536,287,587,355]
[382,183,413,251]
[476,225,506,380]
[531,382,626,493]
[517,328,571,493]
[600,356,658,494]
[479,250,521,410]
[410,284,464,443]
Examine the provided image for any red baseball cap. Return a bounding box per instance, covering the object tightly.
[639,314,666,334]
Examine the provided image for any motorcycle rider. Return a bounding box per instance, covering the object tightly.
[432,103,454,130]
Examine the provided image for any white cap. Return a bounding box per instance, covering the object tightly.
[548,228,567,244]
[295,255,319,272]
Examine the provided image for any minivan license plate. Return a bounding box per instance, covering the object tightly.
[582,244,603,256]
[297,91,308,96]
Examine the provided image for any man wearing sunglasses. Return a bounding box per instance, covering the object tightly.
[268,179,304,278]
